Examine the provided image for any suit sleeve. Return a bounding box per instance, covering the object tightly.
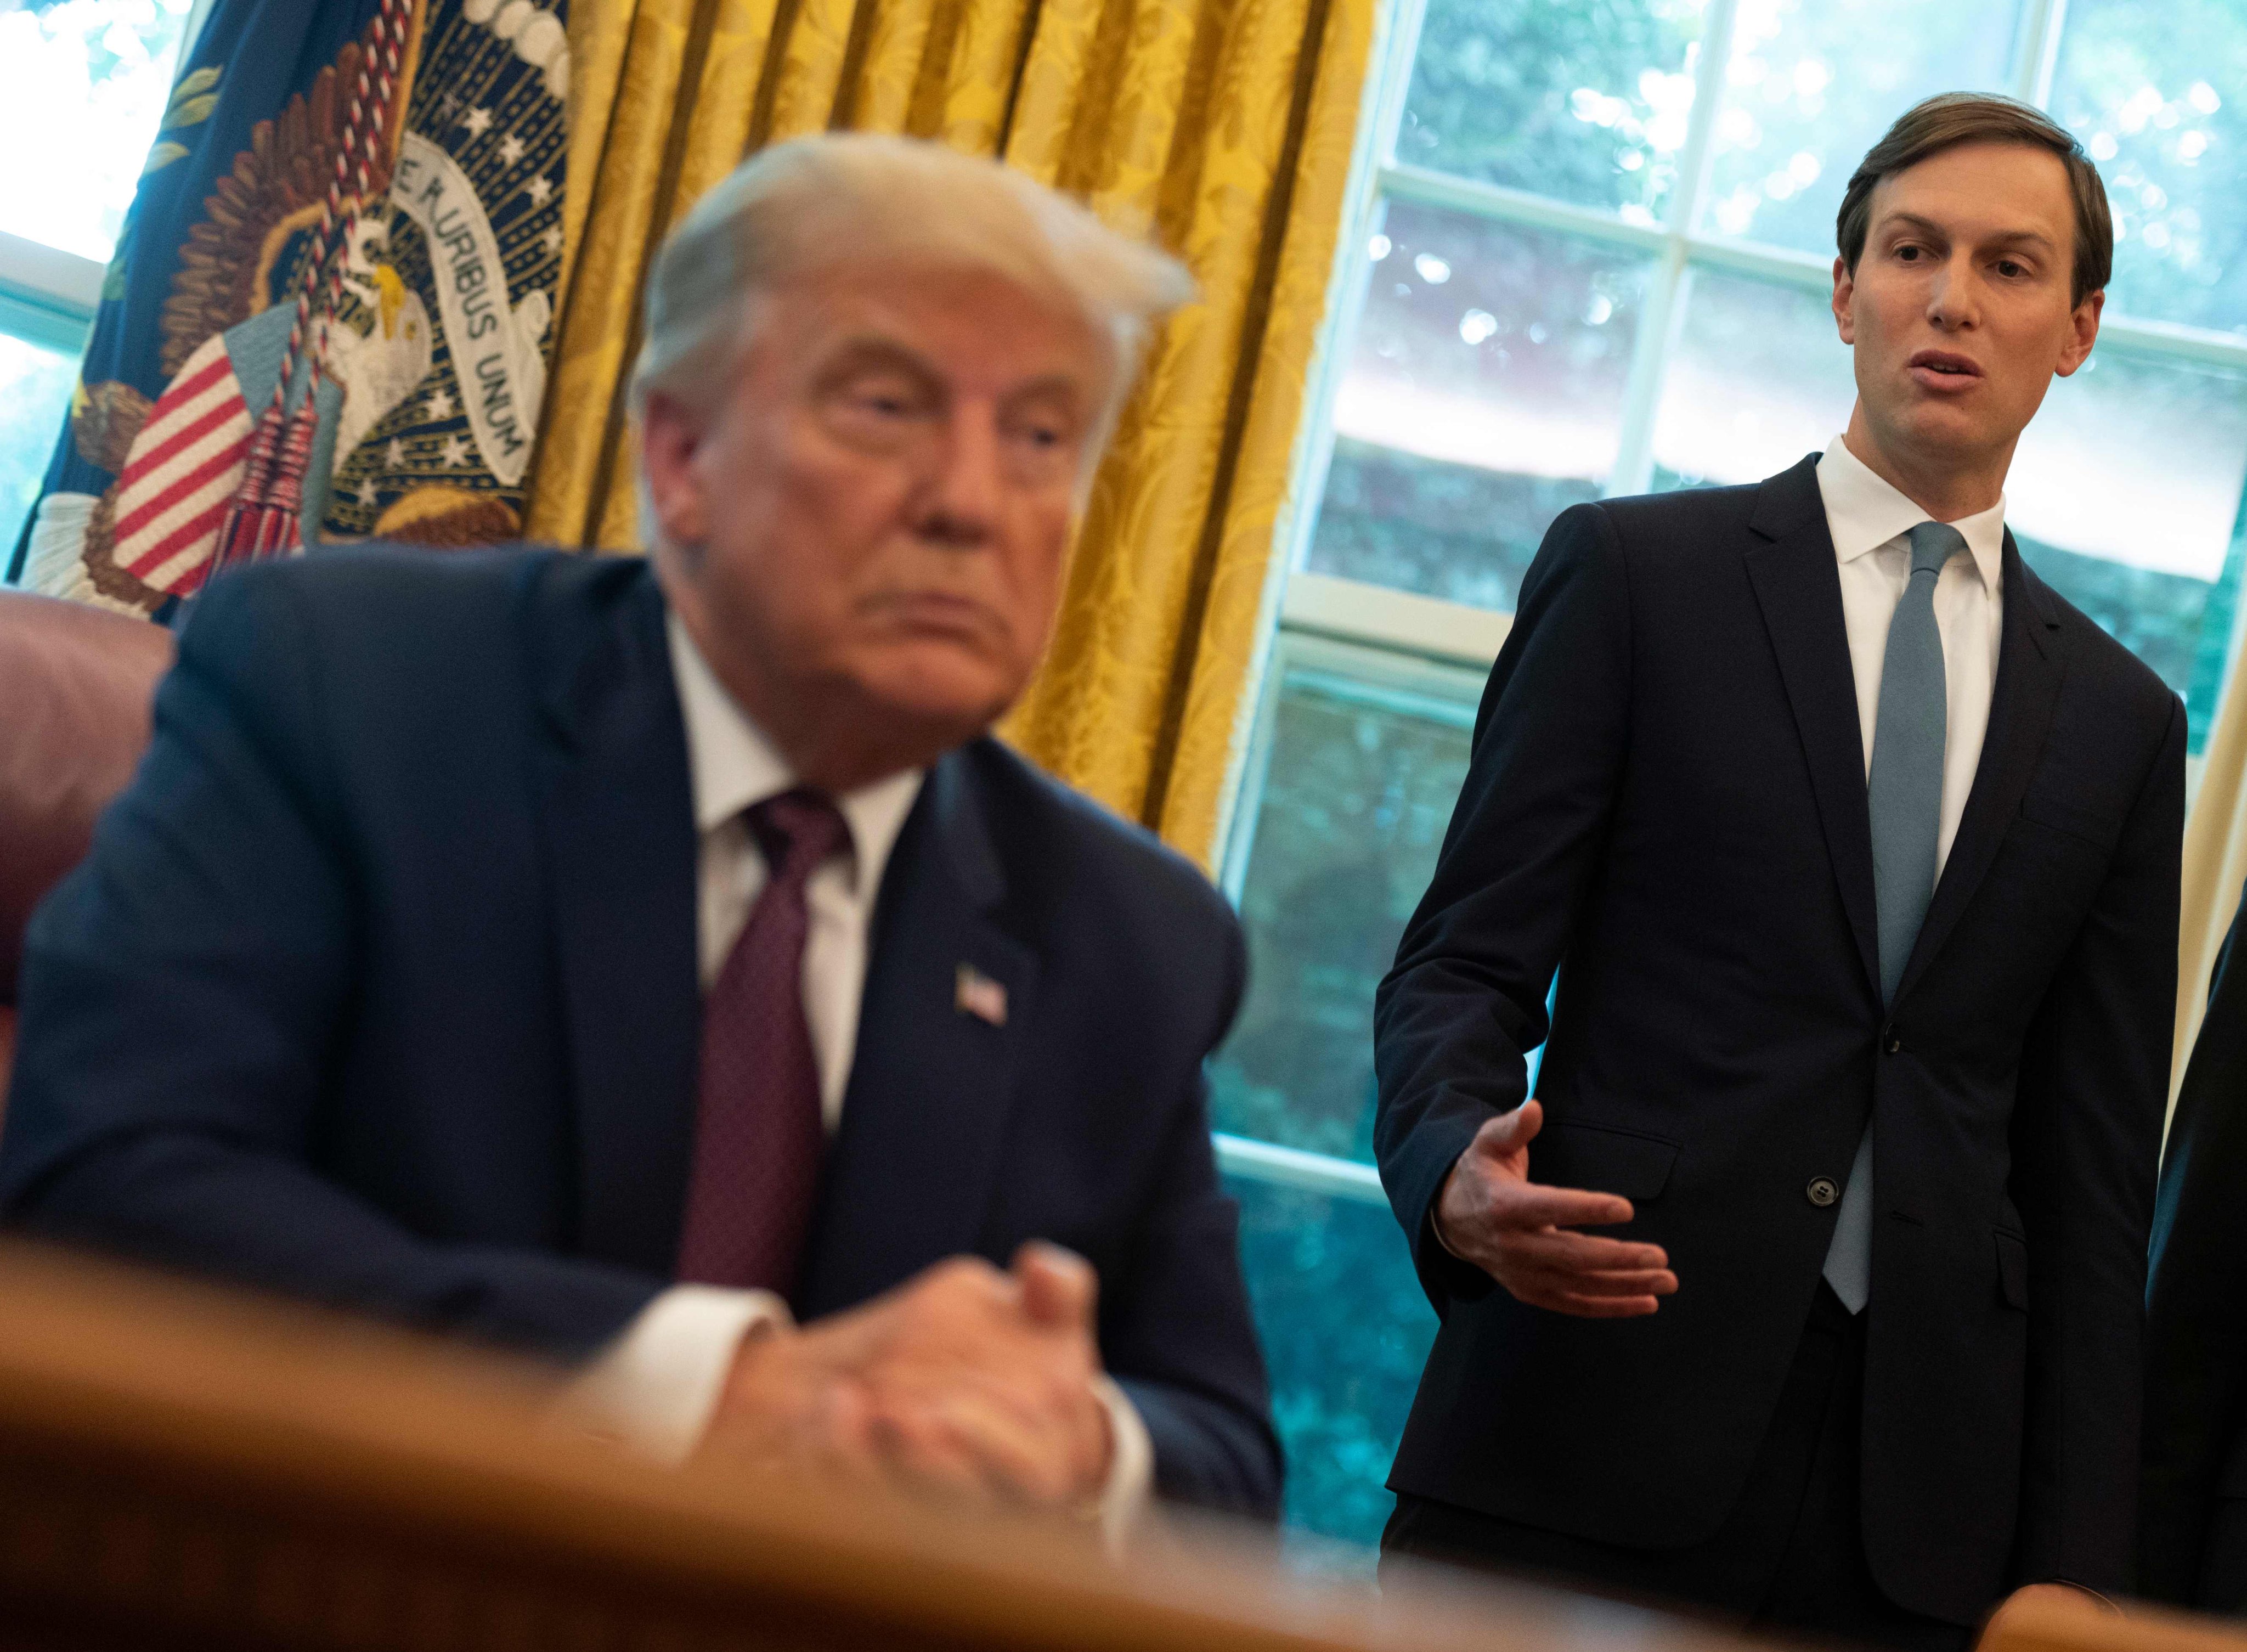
[0,567,659,1359]
[2141,885,2247,1605]
[1103,913,1284,1520]
[2009,690,2184,1594]
[1373,503,1634,1310]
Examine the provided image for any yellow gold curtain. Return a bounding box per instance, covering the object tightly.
[2173,692,2247,1119]
[538,0,1373,869]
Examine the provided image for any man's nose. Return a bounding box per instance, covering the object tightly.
[918,413,1004,547]
[1926,254,1981,330]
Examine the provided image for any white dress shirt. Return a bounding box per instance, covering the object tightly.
[571,612,1151,1536]
[1818,435,2007,875]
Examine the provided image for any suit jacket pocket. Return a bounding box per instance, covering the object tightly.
[2019,784,2123,852]
[1995,1228,2030,1311]
[1532,1119,1679,1201]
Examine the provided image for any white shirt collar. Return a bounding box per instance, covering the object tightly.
[1817,435,2007,594]
[664,608,924,899]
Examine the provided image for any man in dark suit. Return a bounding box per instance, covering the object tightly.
[2143,890,2247,1611]
[1375,95,2179,1644]
[0,134,1278,1526]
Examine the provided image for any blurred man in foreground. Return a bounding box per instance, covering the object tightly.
[0,135,1279,1529]
[1376,95,2178,1644]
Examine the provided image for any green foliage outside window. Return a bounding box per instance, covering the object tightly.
[1399,0,1706,219]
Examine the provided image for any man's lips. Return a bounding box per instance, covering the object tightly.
[1909,350,1983,392]
[863,590,1001,637]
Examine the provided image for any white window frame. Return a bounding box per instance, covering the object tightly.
[0,0,218,361]
[1211,0,2247,1206]
[0,232,99,359]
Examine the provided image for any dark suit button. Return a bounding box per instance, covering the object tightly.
[1883,1023,1902,1055]
[1807,1177,1840,1207]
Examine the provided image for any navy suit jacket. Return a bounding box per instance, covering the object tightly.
[1375,458,2182,1622]
[0,547,1280,1518]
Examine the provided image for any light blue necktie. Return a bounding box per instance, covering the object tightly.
[1822,521,1962,1315]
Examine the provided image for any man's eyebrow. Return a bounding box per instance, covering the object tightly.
[1878,210,2058,253]
[1007,372,1090,405]
[818,335,944,380]
[815,337,1092,405]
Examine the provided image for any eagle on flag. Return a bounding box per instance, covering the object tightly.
[8,0,570,616]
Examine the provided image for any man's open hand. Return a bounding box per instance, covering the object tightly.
[701,1242,1114,1510]
[1435,1100,1678,1317]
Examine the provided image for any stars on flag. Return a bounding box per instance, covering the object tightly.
[540,223,564,256]
[426,385,456,420]
[352,478,380,509]
[526,174,553,206]
[460,106,493,137]
[498,134,526,167]
[386,437,406,469]
[437,433,470,469]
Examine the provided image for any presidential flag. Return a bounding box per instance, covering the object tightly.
[8,0,569,612]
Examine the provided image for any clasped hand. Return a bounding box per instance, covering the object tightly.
[701,1241,1114,1511]
[1436,1100,1679,1317]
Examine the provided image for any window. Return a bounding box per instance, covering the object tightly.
[1217,0,2247,1558]
[0,0,201,556]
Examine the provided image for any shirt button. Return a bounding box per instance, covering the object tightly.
[1807,1177,1840,1208]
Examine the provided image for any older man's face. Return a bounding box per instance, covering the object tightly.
[644,263,1110,785]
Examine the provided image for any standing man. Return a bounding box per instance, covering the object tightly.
[0,136,1279,1526]
[1375,95,2179,1645]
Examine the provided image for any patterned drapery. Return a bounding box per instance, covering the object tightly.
[2176,689,2247,1119]
[538,0,1371,866]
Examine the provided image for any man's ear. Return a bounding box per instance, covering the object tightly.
[1832,256,1857,346]
[2055,289,2105,379]
[639,391,710,549]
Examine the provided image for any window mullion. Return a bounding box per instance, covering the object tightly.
[1378,165,1668,252]
[1212,0,1434,884]
[1607,241,1688,497]
[0,232,101,324]
[1667,0,1743,239]
[1214,1134,1390,1204]
[1608,0,1740,497]
[1368,0,1433,169]
[1214,635,1293,903]
[2013,0,2070,106]
[1269,0,1436,601]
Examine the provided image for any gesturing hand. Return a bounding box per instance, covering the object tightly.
[1434,1100,1678,1317]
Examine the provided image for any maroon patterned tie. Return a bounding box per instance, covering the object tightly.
[674,787,851,1296]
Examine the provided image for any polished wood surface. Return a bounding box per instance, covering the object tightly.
[0,1241,1741,1652]
[4,1239,2244,1652]
[1980,1588,2247,1652]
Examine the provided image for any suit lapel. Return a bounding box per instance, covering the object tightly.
[532,562,703,1276]
[1743,457,1883,1003]
[1893,535,2064,1004]
[796,747,1038,1319]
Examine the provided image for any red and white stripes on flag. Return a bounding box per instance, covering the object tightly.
[111,332,253,596]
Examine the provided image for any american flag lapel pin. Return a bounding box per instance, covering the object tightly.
[955,962,1008,1027]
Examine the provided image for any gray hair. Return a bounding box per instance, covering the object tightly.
[629,134,1195,495]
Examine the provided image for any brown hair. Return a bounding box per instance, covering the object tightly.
[1836,92,2113,306]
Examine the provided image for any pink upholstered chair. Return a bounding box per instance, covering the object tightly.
[0,590,173,1126]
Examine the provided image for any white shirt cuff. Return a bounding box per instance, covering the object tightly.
[1091,1375,1154,1550]
[566,1284,792,1464]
